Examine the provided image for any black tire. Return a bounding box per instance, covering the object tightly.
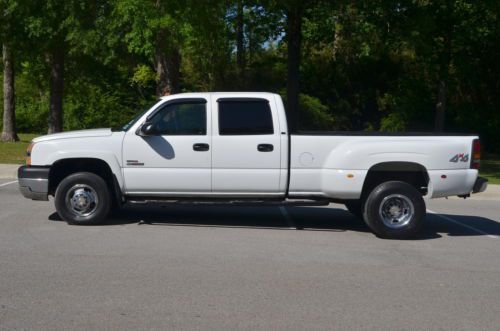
[55,172,111,225]
[345,200,363,219]
[362,181,425,239]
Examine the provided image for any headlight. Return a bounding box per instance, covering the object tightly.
[26,142,34,166]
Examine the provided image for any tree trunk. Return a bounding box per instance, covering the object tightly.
[332,5,343,61]
[154,31,172,97]
[155,29,181,96]
[286,5,303,133]
[434,0,453,132]
[1,43,19,142]
[168,46,181,94]
[236,0,245,81]
[47,47,64,134]
[434,80,447,132]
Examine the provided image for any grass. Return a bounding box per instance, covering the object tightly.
[1,133,499,184]
[480,156,500,185]
[0,134,37,164]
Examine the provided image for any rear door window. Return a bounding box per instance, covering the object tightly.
[218,99,274,135]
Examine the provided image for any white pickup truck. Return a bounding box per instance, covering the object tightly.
[18,92,487,238]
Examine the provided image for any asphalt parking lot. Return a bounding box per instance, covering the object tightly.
[1,178,499,330]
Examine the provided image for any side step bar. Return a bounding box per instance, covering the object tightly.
[127,198,330,207]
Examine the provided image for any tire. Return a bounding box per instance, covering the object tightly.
[55,172,111,225]
[362,181,425,239]
[345,200,363,219]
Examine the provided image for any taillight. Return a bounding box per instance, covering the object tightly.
[471,139,480,169]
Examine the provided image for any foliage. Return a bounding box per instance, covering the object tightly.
[1,0,499,151]
[481,158,500,185]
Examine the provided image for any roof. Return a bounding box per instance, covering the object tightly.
[160,92,277,100]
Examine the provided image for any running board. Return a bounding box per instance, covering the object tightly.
[126,198,330,207]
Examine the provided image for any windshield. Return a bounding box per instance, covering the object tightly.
[112,100,161,132]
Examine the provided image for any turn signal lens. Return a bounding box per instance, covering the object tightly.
[471,139,481,169]
[26,142,34,166]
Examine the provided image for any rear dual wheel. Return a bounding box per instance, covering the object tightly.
[346,181,426,239]
[362,181,426,239]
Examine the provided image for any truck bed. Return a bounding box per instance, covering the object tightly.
[294,131,477,136]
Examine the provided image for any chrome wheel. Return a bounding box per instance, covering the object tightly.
[378,194,414,229]
[65,184,99,217]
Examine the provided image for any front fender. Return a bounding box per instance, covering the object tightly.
[30,134,125,192]
[44,151,124,191]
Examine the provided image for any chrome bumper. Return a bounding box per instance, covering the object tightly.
[18,166,50,201]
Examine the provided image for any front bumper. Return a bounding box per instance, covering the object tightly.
[472,176,488,194]
[18,166,50,201]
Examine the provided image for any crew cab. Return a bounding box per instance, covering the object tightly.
[18,92,488,238]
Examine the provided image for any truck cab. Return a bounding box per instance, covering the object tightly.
[122,92,288,197]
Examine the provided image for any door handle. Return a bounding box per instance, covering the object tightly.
[257,144,274,152]
[193,143,210,151]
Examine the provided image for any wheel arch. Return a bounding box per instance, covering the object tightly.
[361,161,430,199]
[48,158,123,205]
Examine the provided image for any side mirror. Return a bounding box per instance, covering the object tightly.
[137,122,158,136]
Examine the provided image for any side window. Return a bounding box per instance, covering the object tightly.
[150,102,206,135]
[218,99,274,135]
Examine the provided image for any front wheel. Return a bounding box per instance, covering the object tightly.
[363,181,425,239]
[55,172,111,225]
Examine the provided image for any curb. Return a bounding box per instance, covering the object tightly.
[0,164,19,179]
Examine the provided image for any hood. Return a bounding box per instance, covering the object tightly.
[32,128,113,143]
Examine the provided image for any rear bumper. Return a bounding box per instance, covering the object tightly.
[472,176,488,194]
[18,166,50,201]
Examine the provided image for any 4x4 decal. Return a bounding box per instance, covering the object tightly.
[450,153,469,163]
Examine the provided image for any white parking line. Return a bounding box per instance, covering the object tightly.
[0,180,17,188]
[427,209,498,239]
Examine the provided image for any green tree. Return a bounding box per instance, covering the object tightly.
[24,0,98,133]
[0,0,23,141]
[113,0,186,97]
[1,0,498,152]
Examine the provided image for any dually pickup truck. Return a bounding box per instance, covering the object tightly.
[18,92,488,238]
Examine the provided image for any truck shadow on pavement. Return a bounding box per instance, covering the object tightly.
[49,204,500,240]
